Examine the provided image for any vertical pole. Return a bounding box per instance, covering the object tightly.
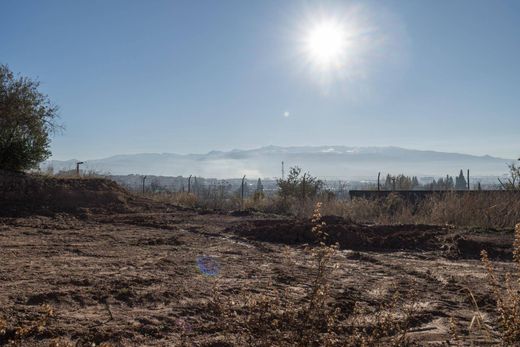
[392,177,396,191]
[142,175,147,194]
[302,173,307,200]
[377,172,381,191]
[188,175,192,194]
[241,175,246,210]
[467,169,470,190]
[76,161,84,177]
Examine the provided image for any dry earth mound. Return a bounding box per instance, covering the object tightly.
[0,170,141,216]
[232,215,514,260]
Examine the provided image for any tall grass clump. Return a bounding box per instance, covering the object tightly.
[479,223,520,343]
[207,202,341,346]
[315,192,520,229]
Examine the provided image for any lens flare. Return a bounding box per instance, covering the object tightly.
[196,256,220,276]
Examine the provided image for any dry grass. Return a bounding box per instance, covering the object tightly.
[312,192,520,229]
[151,188,520,229]
[456,223,520,345]
[147,191,199,208]
[206,202,417,346]
[0,304,117,347]
[0,304,54,346]
[206,202,341,346]
[477,223,520,344]
[418,192,520,228]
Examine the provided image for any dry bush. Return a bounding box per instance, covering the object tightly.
[148,190,245,211]
[320,194,414,224]
[418,192,520,228]
[207,202,416,346]
[244,195,292,215]
[207,202,340,346]
[477,223,520,344]
[346,288,417,346]
[149,187,520,229]
[148,191,199,208]
[313,192,520,229]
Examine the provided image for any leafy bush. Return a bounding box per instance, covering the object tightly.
[0,64,60,171]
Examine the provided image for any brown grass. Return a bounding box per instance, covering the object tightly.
[205,202,417,346]
[149,188,520,229]
[477,223,520,344]
[310,192,520,229]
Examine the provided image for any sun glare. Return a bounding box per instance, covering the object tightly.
[304,19,347,70]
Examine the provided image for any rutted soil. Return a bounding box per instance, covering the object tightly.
[0,208,516,346]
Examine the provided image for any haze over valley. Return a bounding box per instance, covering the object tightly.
[43,145,513,179]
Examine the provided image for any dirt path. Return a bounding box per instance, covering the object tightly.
[0,211,515,346]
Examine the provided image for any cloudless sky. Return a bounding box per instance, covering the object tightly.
[1,0,519,160]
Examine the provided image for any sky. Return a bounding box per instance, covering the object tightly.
[1,0,519,160]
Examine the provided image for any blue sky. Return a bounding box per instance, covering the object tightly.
[1,0,519,160]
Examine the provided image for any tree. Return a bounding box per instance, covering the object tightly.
[277,166,323,200]
[256,178,264,193]
[0,65,60,171]
[455,170,467,190]
[412,176,420,189]
[253,178,265,201]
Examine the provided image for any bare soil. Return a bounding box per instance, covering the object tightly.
[0,208,516,346]
[0,175,516,346]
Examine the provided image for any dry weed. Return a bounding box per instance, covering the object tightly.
[207,202,417,346]
[477,223,520,344]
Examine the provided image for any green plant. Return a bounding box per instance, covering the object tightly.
[0,64,61,171]
[277,167,323,202]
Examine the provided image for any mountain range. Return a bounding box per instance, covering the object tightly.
[42,146,513,180]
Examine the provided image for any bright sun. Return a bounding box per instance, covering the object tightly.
[304,20,347,70]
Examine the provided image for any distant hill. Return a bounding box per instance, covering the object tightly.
[41,146,513,179]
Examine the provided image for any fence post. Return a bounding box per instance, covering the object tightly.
[241,175,246,210]
[377,172,381,191]
[188,175,192,194]
[302,173,307,200]
[142,175,147,194]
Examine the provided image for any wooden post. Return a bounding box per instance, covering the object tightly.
[467,169,470,190]
[241,175,246,210]
[188,175,192,194]
[377,172,381,191]
[302,173,307,200]
[142,175,147,194]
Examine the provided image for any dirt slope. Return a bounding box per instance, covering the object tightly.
[0,171,149,216]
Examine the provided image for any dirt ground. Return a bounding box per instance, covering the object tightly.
[0,205,516,346]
